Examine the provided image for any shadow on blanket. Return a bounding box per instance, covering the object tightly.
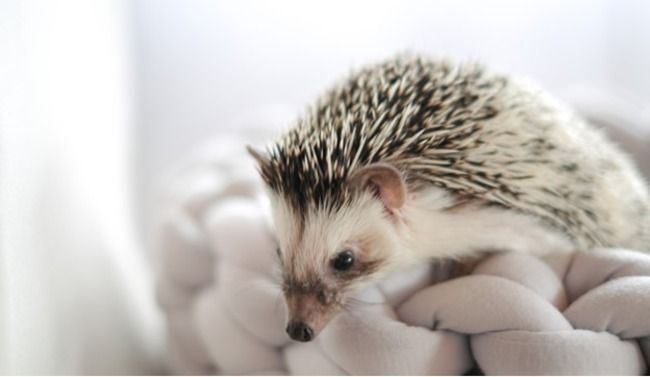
[152,136,650,375]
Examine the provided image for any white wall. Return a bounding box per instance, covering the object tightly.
[0,0,162,374]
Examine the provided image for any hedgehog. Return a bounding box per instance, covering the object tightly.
[247,54,650,342]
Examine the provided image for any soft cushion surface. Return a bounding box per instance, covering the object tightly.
[153,138,650,375]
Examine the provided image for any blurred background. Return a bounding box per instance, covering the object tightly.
[1,0,649,374]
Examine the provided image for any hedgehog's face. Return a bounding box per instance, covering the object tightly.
[267,164,408,342]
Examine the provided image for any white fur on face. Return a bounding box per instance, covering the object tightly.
[269,191,406,288]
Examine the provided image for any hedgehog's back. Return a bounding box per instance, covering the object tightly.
[263,54,650,251]
[265,55,504,209]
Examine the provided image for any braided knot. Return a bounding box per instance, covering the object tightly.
[154,146,650,375]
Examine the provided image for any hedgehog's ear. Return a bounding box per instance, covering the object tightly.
[246,145,270,167]
[349,163,406,210]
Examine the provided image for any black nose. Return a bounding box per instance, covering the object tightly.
[286,321,314,342]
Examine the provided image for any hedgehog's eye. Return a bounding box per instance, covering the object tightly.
[332,250,355,271]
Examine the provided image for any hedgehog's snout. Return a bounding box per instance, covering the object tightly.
[286,320,314,342]
[284,287,340,342]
